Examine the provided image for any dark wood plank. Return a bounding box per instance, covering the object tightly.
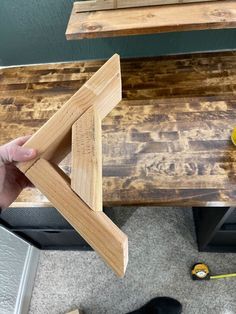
[1,51,236,207]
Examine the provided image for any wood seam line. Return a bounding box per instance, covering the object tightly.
[71,107,102,212]
[26,158,128,277]
[16,54,120,174]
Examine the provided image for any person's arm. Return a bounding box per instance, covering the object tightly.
[0,136,37,211]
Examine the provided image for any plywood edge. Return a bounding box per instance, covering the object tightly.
[26,158,128,277]
[71,108,102,212]
[66,1,236,40]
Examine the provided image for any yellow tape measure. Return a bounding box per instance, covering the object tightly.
[191,263,236,281]
[231,127,236,146]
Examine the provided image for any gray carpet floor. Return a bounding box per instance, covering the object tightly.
[29,207,236,314]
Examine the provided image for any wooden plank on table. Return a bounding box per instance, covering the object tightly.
[71,107,102,212]
[26,158,128,277]
[66,1,236,39]
[117,0,218,9]
[16,54,121,173]
[75,0,219,12]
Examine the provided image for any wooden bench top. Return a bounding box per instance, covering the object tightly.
[1,51,236,207]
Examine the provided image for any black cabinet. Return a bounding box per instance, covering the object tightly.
[0,207,91,250]
[3,206,235,252]
[0,206,126,250]
[193,207,236,252]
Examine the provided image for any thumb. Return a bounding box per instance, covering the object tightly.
[9,145,37,162]
[0,142,37,164]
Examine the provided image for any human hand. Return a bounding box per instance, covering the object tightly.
[0,136,37,211]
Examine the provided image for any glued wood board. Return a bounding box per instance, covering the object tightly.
[66,1,236,39]
[26,159,128,277]
[2,51,236,207]
[75,0,219,12]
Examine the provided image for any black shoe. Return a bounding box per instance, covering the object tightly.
[127,297,182,314]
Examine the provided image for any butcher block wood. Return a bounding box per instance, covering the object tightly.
[66,1,236,39]
[1,51,236,207]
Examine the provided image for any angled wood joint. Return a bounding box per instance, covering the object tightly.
[17,53,121,174]
[17,54,128,277]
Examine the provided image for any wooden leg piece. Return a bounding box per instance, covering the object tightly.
[26,158,128,277]
[72,107,102,212]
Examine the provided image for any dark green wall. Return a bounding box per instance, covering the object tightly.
[0,0,236,66]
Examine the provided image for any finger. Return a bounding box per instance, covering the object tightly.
[8,145,37,163]
[1,143,37,163]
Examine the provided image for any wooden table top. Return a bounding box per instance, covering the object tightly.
[1,51,236,207]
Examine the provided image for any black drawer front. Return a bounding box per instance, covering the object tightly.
[1,207,71,228]
[11,228,92,250]
[0,207,127,250]
[210,231,236,247]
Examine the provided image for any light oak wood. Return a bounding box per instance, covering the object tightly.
[75,0,218,12]
[71,107,102,212]
[26,158,128,277]
[17,54,121,173]
[66,1,236,39]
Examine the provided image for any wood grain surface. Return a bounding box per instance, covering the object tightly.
[1,51,236,207]
[26,158,128,277]
[75,0,218,12]
[16,54,121,173]
[71,107,103,212]
[66,1,236,39]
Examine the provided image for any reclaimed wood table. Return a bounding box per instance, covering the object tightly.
[1,51,236,251]
[1,51,236,207]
